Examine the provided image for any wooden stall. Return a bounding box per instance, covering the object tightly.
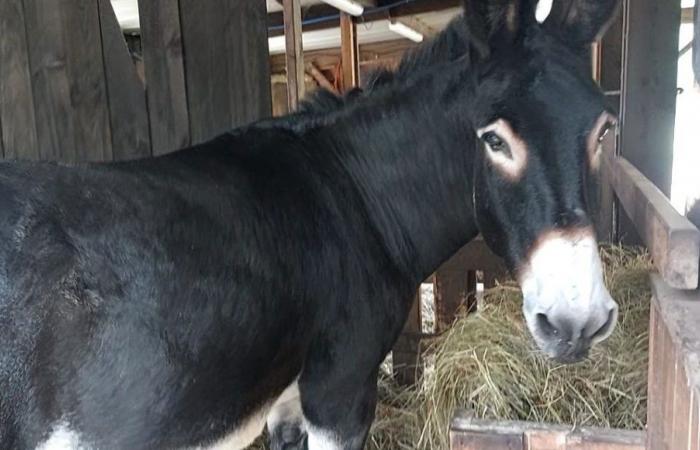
[0,0,271,162]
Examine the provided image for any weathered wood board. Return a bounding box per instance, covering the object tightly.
[606,153,700,289]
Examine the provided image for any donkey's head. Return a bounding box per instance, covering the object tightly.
[466,0,620,362]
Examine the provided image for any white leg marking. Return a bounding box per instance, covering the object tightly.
[267,380,303,431]
[306,426,343,450]
[36,422,87,450]
[203,407,269,450]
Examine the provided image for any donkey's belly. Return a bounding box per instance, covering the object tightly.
[36,407,270,450]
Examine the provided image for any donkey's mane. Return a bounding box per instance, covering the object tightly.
[299,16,473,115]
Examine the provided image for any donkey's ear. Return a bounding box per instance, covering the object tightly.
[462,0,538,57]
[543,0,621,47]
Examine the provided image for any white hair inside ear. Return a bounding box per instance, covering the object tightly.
[536,0,553,23]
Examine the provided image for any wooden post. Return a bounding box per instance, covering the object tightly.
[340,12,360,90]
[618,0,681,241]
[283,0,304,110]
[392,291,422,386]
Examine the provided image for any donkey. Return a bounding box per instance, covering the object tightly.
[0,0,620,448]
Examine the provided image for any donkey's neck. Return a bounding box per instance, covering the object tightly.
[321,65,480,284]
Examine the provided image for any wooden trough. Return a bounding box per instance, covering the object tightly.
[437,143,700,449]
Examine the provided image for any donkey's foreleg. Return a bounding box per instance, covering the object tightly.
[267,380,308,450]
[299,367,378,450]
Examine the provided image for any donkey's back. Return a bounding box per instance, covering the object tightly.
[0,134,320,448]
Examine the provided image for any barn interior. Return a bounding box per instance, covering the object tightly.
[0,0,698,448]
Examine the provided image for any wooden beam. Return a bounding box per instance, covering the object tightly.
[267,0,461,37]
[681,7,694,24]
[97,0,151,160]
[605,152,700,289]
[306,62,336,93]
[0,0,39,160]
[340,12,359,90]
[283,0,305,110]
[138,0,190,155]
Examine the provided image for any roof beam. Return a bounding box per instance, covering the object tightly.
[267,0,461,37]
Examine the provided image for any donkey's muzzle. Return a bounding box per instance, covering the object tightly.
[519,228,619,363]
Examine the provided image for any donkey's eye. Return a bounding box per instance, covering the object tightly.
[482,132,506,151]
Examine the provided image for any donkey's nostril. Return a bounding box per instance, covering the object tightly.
[590,307,617,342]
[536,313,558,338]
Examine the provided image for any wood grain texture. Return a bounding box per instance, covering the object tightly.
[180,0,271,144]
[451,414,645,450]
[24,0,112,162]
[606,154,700,289]
[98,0,151,160]
[138,0,190,155]
[0,0,39,160]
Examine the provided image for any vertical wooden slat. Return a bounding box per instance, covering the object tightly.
[64,0,112,161]
[618,0,681,241]
[671,362,692,450]
[228,1,271,126]
[662,324,677,449]
[138,0,190,155]
[180,0,272,144]
[691,390,700,450]
[283,0,304,110]
[392,291,422,386]
[0,0,39,160]
[97,0,151,160]
[646,302,663,450]
[23,0,74,161]
[340,12,359,90]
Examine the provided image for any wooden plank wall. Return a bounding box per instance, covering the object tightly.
[0,0,271,162]
[138,0,189,155]
[179,0,270,144]
[647,275,700,450]
[0,0,39,160]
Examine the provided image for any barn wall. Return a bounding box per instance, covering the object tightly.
[0,0,271,162]
[140,0,271,153]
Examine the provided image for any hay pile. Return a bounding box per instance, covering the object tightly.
[367,245,651,449]
[251,246,652,450]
